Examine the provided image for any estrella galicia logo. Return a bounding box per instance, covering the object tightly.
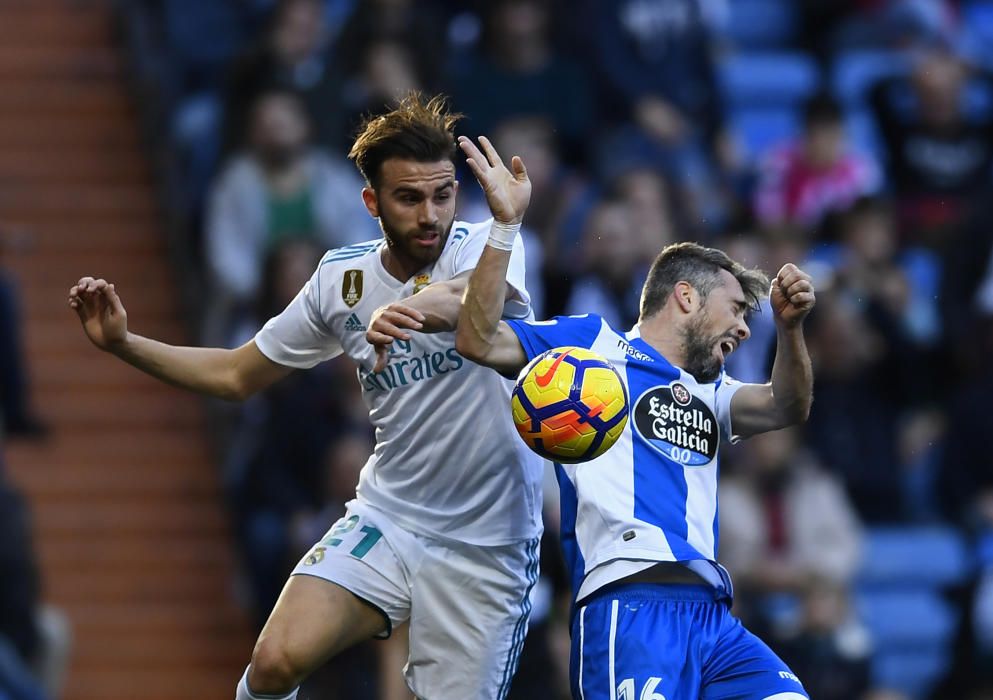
[633,385,719,466]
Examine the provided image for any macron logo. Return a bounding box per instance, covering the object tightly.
[778,671,801,684]
[344,313,366,332]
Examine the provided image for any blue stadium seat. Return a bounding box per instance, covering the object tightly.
[729,106,801,159]
[724,0,798,48]
[854,589,958,647]
[720,52,820,107]
[856,526,973,588]
[832,49,912,106]
[872,647,950,700]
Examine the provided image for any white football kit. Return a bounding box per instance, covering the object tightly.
[254,220,544,699]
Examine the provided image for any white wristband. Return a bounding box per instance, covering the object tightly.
[487,220,521,251]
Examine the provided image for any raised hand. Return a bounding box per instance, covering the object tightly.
[366,303,425,372]
[770,264,815,328]
[457,135,531,225]
[68,276,128,351]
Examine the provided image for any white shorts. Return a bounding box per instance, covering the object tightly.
[291,500,541,700]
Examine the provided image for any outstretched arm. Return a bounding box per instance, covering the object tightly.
[454,136,530,376]
[69,277,291,400]
[730,264,815,438]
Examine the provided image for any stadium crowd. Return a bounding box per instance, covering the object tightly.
[84,0,993,697]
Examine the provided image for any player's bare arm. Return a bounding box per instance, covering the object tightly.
[730,263,815,438]
[454,135,531,375]
[69,276,291,400]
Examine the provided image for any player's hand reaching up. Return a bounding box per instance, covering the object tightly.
[366,303,424,372]
[68,277,128,351]
[458,135,531,225]
[770,264,815,328]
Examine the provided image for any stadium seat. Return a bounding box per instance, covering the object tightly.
[872,647,950,700]
[724,0,798,48]
[854,589,958,647]
[719,51,820,107]
[856,526,973,588]
[831,49,912,106]
[728,105,801,159]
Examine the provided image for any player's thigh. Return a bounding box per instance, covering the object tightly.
[256,508,417,673]
[255,574,387,671]
[407,536,541,700]
[701,614,808,700]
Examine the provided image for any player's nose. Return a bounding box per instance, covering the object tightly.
[736,319,751,342]
[417,200,439,226]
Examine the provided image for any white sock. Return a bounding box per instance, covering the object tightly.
[235,667,299,700]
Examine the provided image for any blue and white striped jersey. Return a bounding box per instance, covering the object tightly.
[507,314,744,601]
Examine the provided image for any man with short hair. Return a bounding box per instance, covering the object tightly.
[69,94,543,700]
[450,135,816,699]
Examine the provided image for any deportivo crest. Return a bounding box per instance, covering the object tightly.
[633,385,719,466]
[342,270,363,307]
[413,273,431,294]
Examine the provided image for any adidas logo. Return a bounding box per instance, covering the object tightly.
[344,313,366,332]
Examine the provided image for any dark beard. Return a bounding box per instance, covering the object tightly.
[379,211,453,271]
[681,314,722,383]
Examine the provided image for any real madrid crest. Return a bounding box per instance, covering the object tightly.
[342,270,363,307]
[413,273,431,294]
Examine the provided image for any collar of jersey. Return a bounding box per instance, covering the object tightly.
[625,324,726,387]
[369,241,412,290]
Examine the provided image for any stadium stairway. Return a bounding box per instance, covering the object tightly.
[0,2,254,699]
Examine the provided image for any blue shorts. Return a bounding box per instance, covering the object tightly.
[571,584,808,700]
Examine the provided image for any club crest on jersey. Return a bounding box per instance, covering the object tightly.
[633,385,719,466]
[413,273,431,294]
[342,270,363,307]
[671,382,691,405]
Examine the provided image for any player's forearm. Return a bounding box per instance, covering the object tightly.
[768,324,813,424]
[111,332,247,401]
[402,278,467,333]
[456,244,513,364]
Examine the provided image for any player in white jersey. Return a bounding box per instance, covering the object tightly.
[67,95,543,700]
[445,137,817,699]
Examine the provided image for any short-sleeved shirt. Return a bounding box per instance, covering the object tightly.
[506,314,744,600]
[255,220,543,545]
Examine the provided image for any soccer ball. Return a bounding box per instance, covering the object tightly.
[511,347,629,463]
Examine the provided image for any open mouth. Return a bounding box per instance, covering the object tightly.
[413,233,440,247]
[718,338,736,360]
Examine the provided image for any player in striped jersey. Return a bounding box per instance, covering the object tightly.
[453,136,816,699]
[68,95,543,700]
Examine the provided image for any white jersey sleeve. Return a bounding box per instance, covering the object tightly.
[451,219,531,319]
[715,373,744,443]
[254,262,343,368]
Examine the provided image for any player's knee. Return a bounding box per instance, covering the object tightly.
[248,638,304,694]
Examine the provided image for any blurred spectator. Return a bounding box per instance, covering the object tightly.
[813,196,941,347]
[337,40,427,147]
[588,0,733,229]
[204,90,376,345]
[0,270,45,439]
[720,427,863,603]
[868,50,993,244]
[938,318,993,531]
[0,466,46,700]
[223,0,345,155]
[754,94,879,233]
[450,0,593,160]
[773,579,874,700]
[224,239,370,626]
[564,200,648,329]
[335,0,445,96]
[802,291,920,522]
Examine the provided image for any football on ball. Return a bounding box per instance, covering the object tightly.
[511,347,629,463]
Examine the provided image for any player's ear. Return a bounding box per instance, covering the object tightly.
[361,187,379,218]
[673,281,695,313]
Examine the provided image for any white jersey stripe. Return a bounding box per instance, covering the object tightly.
[578,605,587,700]
[608,599,619,700]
